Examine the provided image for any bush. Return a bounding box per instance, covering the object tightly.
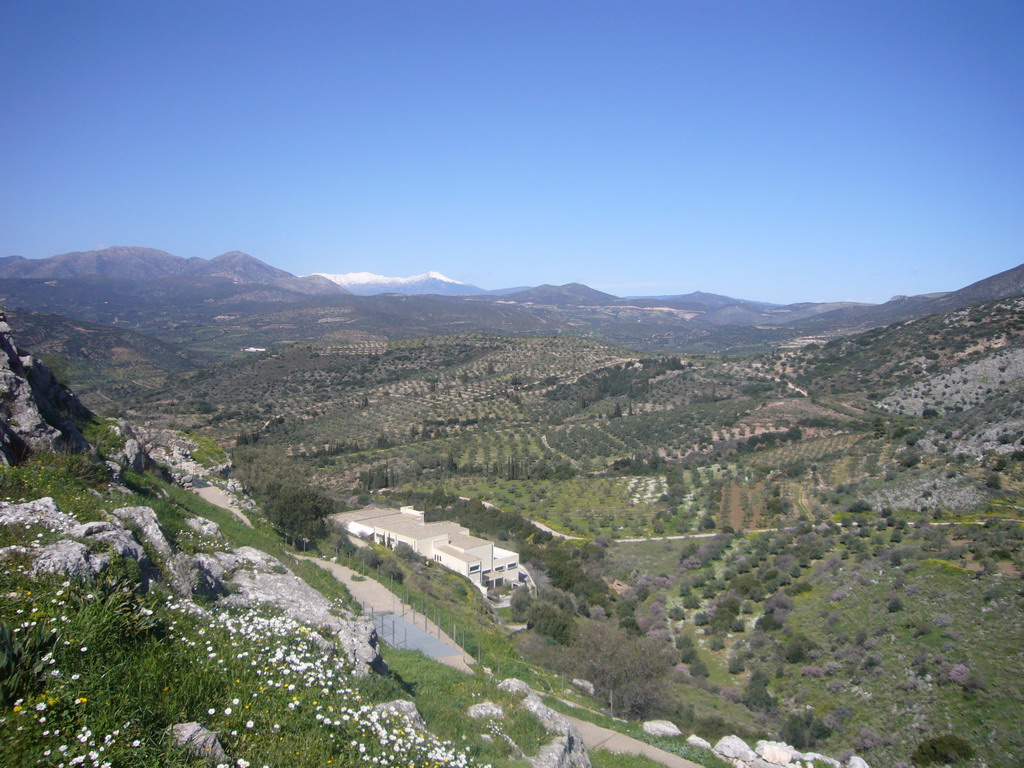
[911,734,974,765]
[780,711,831,749]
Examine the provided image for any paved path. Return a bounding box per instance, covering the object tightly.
[569,718,700,767]
[296,554,700,768]
[295,555,474,673]
[198,490,700,768]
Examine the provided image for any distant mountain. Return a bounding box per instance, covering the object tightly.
[189,251,292,283]
[0,246,298,285]
[630,291,777,310]
[0,246,191,281]
[499,283,619,306]
[312,270,485,296]
[791,262,1024,334]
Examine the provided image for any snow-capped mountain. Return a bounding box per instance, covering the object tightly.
[309,270,485,296]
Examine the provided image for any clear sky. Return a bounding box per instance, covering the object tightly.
[1,1,1021,304]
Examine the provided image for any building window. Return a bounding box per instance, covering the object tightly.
[469,564,480,573]
[507,562,517,569]
[495,565,504,571]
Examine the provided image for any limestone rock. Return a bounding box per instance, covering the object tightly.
[334,617,385,677]
[184,516,223,539]
[802,753,840,767]
[498,678,532,697]
[468,701,504,719]
[168,553,226,598]
[134,425,231,479]
[757,740,799,765]
[374,699,426,731]
[31,540,105,579]
[522,692,590,768]
[170,722,228,762]
[212,546,383,676]
[0,311,91,465]
[0,497,77,534]
[715,735,758,763]
[112,506,173,559]
[687,734,713,750]
[119,438,145,474]
[643,720,682,738]
[572,678,594,696]
[847,757,869,768]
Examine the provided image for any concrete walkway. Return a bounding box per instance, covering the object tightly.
[295,555,474,673]
[195,489,699,768]
[296,554,700,768]
[570,717,701,767]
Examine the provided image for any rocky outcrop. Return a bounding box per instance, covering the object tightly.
[0,309,91,465]
[134,425,231,481]
[499,678,590,768]
[0,497,383,676]
[706,734,866,768]
[0,498,155,583]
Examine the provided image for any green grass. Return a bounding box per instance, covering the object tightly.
[0,563,495,768]
[382,647,550,766]
[185,432,228,467]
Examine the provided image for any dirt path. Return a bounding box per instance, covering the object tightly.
[194,484,253,527]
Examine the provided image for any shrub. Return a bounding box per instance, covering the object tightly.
[911,734,974,765]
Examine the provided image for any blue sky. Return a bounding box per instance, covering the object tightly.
[1,1,1021,303]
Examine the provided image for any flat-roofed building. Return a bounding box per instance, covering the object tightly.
[331,505,523,589]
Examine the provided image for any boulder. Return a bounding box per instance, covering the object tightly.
[168,553,226,598]
[687,734,713,750]
[31,540,106,579]
[0,497,77,534]
[184,516,223,539]
[498,678,532,697]
[643,720,682,738]
[803,753,841,767]
[334,617,385,677]
[213,546,383,676]
[715,735,758,763]
[111,506,173,559]
[572,678,594,696]
[757,740,799,765]
[170,722,228,762]
[522,692,590,768]
[119,438,146,474]
[374,699,426,731]
[847,757,870,768]
[468,701,504,719]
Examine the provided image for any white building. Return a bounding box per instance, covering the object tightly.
[332,505,523,589]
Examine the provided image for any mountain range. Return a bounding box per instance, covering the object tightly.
[312,269,486,296]
[2,246,1024,354]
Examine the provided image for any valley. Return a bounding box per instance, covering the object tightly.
[2,256,1023,767]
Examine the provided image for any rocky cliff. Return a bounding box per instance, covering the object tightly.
[0,308,91,464]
